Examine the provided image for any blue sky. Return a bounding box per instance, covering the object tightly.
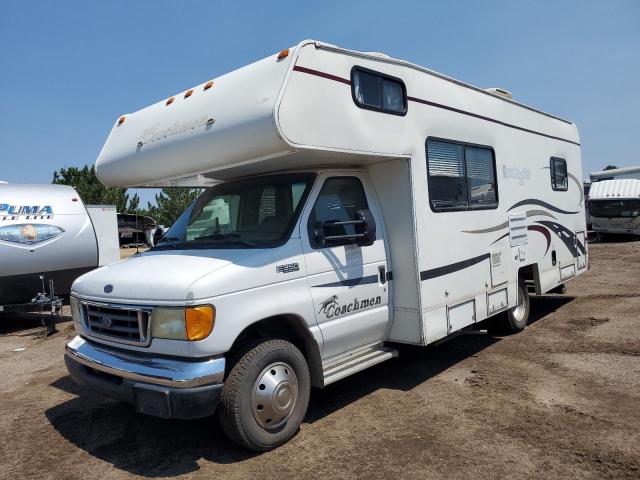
[1,0,639,205]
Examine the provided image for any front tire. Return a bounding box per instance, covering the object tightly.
[218,339,310,451]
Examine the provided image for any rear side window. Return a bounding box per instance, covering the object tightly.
[550,157,568,191]
[352,67,407,115]
[426,138,498,211]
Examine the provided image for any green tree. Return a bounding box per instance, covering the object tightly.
[52,165,140,213]
[146,188,200,227]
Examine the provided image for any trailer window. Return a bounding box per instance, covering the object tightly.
[426,138,498,212]
[352,67,407,115]
[550,157,568,191]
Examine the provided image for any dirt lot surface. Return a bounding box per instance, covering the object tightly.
[1,240,639,479]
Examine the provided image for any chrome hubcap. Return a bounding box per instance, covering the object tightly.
[251,362,298,430]
[512,286,526,321]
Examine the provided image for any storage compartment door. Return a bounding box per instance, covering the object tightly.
[447,300,476,334]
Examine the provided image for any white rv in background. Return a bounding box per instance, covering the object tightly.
[65,40,587,451]
[588,179,640,237]
[0,184,120,306]
[590,165,640,183]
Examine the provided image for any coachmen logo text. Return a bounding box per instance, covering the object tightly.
[139,116,213,146]
[0,204,53,221]
[318,294,382,319]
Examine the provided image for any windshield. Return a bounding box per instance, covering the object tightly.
[589,199,640,218]
[154,173,315,250]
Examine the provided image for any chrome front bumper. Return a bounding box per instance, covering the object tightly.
[65,335,225,388]
[65,335,226,419]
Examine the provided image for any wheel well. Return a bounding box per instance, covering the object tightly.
[518,263,541,294]
[228,315,324,388]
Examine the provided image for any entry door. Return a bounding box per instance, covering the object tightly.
[301,174,390,359]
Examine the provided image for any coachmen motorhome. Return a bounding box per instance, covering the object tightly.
[64,40,587,451]
[0,184,120,307]
[588,179,640,237]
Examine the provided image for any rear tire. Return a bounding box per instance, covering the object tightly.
[489,282,530,334]
[218,339,310,451]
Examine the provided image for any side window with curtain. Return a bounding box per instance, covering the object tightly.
[352,67,407,115]
[426,138,498,212]
[550,157,568,191]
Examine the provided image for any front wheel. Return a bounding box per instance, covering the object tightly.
[218,339,310,451]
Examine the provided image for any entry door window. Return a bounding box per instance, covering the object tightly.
[308,177,368,248]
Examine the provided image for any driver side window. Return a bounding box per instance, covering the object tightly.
[308,177,368,248]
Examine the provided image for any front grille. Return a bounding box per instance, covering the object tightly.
[82,302,151,346]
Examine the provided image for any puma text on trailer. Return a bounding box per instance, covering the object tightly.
[65,40,587,450]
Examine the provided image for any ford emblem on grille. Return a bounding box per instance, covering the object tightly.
[104,284,113,293]
[99,317,112,328]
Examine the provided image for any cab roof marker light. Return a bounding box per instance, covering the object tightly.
[277,49,289,60]
[117,116,126,126]
[184,89,193,99]
[166,96,175,106]
[203,80,214,91]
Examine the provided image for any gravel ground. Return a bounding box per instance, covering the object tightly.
[0,240,639,479]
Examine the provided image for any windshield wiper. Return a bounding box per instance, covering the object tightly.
[191,233,257,248]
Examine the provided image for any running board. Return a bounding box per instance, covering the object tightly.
[322,345,398,386]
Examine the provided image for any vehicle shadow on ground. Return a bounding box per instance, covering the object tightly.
[45,295,573,477]
[0,313,72,336]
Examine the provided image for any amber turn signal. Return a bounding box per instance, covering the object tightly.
[185,305,215,341]
[277,49,289,60]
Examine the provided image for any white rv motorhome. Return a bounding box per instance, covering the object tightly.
[588,179,640,237]
[65,40,587,450]
[0,185,120,306]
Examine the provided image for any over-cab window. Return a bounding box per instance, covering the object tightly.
[351,67,407,115]
[550,157,568,191]
[426,138,498,212]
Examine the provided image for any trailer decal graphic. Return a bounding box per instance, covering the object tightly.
[508,199,579,215]
[0,224,64,246]
[420,253,490,281]
[0,204,54,220]
[536,221,583,257]
[318,294,382,318]
[313,274,378,288]
[527,225,552,255]
[463,210,557,234]
[292,65,580,147]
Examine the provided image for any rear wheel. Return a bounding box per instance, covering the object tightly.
[489,282,530,334]
[218,339,310,451]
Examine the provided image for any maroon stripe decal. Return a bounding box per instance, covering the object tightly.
[292,65,579,147]
[408,96,579,146]
[528,225,551,255]
[293,65,351,85]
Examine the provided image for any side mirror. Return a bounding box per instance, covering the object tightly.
[313,209,376,247]
[355,209,376,247]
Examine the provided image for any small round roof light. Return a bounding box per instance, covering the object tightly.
[166,96,175,106]
[204,80,214,91]
[184,89,193,99]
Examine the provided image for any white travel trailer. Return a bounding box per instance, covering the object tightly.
[588,179,640,237]
[0,184,119,306]
[65,40,587,450]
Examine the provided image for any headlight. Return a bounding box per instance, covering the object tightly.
[70,296,81,323]
[152,306,215,341]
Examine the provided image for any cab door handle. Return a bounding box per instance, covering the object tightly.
[378,266,386,285]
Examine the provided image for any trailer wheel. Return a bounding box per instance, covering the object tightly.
[489,282,530,334]
[218,339,310,451]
